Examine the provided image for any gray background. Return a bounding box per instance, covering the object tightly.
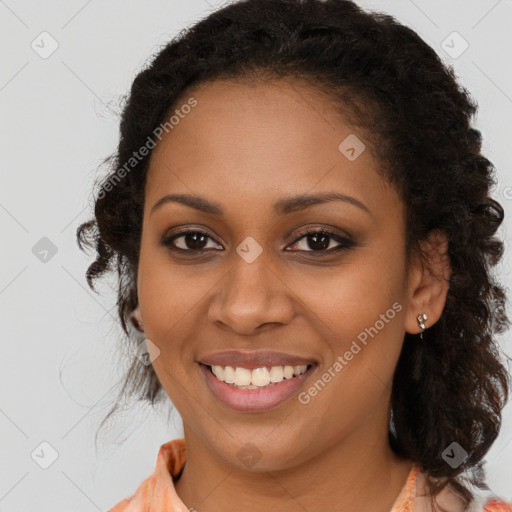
[1,0,511,510]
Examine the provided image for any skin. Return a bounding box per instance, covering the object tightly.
[132,78,451,512]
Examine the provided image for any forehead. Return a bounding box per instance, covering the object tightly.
[145,78,397,218]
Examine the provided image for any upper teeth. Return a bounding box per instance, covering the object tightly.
[211,364,308,387]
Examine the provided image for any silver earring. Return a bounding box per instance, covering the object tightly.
[417,313,427,340]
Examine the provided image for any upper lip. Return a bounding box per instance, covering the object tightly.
[198,350,317,369]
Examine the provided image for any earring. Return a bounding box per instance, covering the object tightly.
[417,313,428,340]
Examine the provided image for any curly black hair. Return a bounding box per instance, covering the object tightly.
[77,0,511,509]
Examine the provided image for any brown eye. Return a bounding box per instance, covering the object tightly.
[161,227,356,256]
[287,229,355,253]
[161,229,222,252]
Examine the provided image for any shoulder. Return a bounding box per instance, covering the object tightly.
[106,473,158,512]
[107,498,130,512]
[106,438,187,512]
[483,498,512,512]
[414,468,511,512]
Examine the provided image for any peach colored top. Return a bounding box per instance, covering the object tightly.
[107,438,511,512]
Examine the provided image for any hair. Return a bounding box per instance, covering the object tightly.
[76,0,511,509]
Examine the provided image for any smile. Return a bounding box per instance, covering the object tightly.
[199,361,318,412]
[208,364,311,389]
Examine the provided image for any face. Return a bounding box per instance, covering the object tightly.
[136,78,420,471]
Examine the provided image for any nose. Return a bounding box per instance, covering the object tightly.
[207,251,295,335]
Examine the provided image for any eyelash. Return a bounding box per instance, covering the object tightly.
[160,227,356,256]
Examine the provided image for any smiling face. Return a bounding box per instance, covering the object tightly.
[135,77,431,472]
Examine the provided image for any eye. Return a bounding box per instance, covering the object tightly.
[161,229,223,252]
[286,228,355,253]
[161,227,356,255]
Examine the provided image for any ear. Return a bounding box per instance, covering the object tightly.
[130,304,144,333]
[404,229,452,336]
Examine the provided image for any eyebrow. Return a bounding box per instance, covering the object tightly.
[150,192,372,217]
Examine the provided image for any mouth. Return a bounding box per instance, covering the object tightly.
[201,362,315,389]
[198,361,318,412]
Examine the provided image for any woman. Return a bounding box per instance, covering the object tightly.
[77,0,511,510]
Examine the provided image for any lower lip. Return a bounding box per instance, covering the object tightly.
[199,363,317,412]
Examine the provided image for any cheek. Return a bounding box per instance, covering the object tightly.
[292,249,407,392]
[292,249,405,336]
[137,241,213,333]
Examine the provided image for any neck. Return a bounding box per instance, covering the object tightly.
[174,411,414,512]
